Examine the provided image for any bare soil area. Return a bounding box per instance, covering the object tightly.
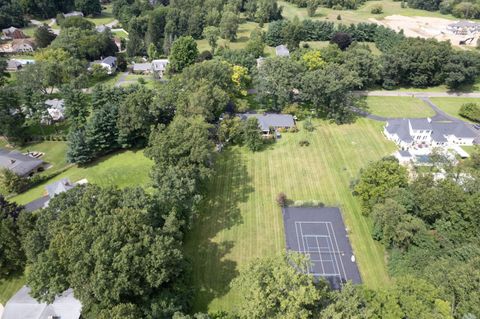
[370,15,479,47]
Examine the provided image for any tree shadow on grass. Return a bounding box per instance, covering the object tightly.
[186,147,254,312]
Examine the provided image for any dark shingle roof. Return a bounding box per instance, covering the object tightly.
[24,196,49,212]
[0,149,43,176]
[409,118,431,130]
[101,56,116,67]
[398,150,412,157]
[386,119,413,143]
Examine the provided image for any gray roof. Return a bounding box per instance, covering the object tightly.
[238,113,295,132]
[64,11,83,17]
[431,122,476,139]
[45,178,75,198]
[449,21,480,28]
[6,60,22,70]
[101,56,117,67]
[385,119,413,143]
[133,63,152,72]
[409,118,432,130]
[152,59,169,71]
[2,286,81,319]
[275,45,290,57]
[0,149,43,176]
[24,196,49,212]
[45,99,64,110]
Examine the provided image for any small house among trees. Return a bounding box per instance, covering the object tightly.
[237,113,295,135]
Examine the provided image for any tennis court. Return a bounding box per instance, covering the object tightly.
[282,206,362,289]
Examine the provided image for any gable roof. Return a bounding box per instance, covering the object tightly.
[45,178,75,198]
[385,119,413,143]
[101,56,117,67]
[238,113,295,131]
[2,286,81,319]
[152,59,169,71]
[0,149,43,176]
[6,60,22,70]
[45,99,64,110]
[409,118,431,130]
[133,63,152,72]
[275,45,290,57]
[11,39,35,50]
[64,11,84,17]
[431,122,476,139]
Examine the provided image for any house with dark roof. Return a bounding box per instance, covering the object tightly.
[0,149,44,177]
[89,56,117,74]
[1,286,81,319]
[237,113,295,134]
[384,118,477,150]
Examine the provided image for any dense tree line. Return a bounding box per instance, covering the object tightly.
[285,0,367,10]
[354,156,480,317]
[112,0,281,57]
[408,0,480,19]
[0,0,101,21]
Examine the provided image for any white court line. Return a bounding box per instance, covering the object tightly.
[327,222,348,281]
[296,222,312,273]
[314,235,326,274]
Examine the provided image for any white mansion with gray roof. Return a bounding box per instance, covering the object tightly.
[384,118,476,150]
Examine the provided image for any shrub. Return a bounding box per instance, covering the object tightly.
[459,103,480,122]
[0,169,28,195]
[289,126,299,133]
[299,140,310,146]
[336,14,342,20]
[276,192,288,207]
[303,119,314,132]
[370,4,383,14]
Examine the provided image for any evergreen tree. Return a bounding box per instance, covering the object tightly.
[66,125,93,164]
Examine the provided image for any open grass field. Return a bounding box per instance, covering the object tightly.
[196,20,267,53]
[430,97,480,122]
[279,0,470,25]
[184,118,396,313]
[12,149,153,205]
[364,96,435,118]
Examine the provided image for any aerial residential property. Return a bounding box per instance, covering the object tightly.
[1,0,480,318]
[384,118,476,149]
[0,149,45,177]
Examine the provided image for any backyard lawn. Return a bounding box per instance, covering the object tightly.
[430,97,479,123]
[365,96,435,118]
[12,149,153,205]
[184,118,396,313]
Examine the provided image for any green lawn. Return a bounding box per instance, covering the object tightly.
[184,118,396,313]
[364,96,435,118]
[279,0,473,25]
[85,7,116,26]
[12,149,153,205]
[430,97,480,122]
[0,274,25,305]
[112,29,128,39]
[196,21,266,52]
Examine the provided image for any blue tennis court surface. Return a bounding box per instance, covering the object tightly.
[283,207,362,289]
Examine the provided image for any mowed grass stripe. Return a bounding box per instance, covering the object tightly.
[184,119,396,313]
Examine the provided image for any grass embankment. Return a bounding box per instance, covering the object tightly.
[185,118,396,313]
[365,96,436,118]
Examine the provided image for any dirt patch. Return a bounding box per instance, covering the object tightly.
[370,15,479,47]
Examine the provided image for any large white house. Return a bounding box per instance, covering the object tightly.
[384,118,477,150]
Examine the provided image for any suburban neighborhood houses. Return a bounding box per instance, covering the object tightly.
[2,0,480,318]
